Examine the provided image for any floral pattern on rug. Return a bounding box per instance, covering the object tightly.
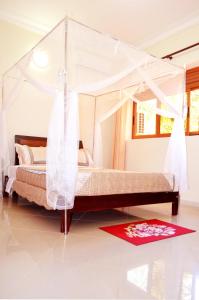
[125,222,176,238]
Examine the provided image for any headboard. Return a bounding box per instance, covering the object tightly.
[15,135,83,165]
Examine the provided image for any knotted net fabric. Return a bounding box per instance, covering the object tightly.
[0,18,186,208]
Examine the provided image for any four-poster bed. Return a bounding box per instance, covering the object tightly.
[6,135,179,233]
[1,18,186,234]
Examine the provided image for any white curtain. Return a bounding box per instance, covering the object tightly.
[113,99,132,170]
[46,90,79,209]
[0,73,25,178]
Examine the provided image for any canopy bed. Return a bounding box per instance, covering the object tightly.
[0,18,186,234]
[4,135,178,233]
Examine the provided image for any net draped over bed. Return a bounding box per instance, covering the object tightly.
[0,18,186,210]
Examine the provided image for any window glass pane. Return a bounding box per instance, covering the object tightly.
[160,116,174,134]
[160,94,186,134]
[190,89,199,132]
[136,99,156,135]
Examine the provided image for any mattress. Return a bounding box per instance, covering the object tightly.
[11,165,175,209]
[13,180,50,209]
[5,164,46,193]
[13,165,174,195]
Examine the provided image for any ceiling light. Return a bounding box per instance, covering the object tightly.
[32,49,48,68]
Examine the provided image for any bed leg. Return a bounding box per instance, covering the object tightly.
[3,176,9,197]
[60,210,73,234]
[172,193,179,215]
[12,191,18,203]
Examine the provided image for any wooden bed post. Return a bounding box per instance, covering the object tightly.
[60,210,73,234]
[3,176,9,197]
[12,191,19,203]
[172,192,179,215]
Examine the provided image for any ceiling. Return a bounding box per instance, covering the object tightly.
[0,0,199,47]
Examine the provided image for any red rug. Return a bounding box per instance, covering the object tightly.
[100,219,195,246]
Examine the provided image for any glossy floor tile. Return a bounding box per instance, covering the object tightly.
[0,196,199,299]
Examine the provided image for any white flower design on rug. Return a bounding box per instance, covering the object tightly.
[125,222,176,238]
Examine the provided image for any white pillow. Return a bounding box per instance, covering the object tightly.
[84,149,94,167]
[78,149,87,166]
[78,148,94,166]
[15,144,93,166]
[15,144,32,165]
[29,147,46,164]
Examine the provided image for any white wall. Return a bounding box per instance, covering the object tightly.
[6,84,53,161]
[146,23,199,68]
[183,136,199,204]
[126,22,199,204]
[79,94,95,155]
[126,138,168,173]
[0,20,51,161]
[126,137,199,204]
[78,93,117,168]
[0,20,41,77]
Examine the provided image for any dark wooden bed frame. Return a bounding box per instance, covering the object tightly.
[9,135,179,234]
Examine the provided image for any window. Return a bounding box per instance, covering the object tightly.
[135,99,157,136]
[189,89,199,133]
[132,66,199,138]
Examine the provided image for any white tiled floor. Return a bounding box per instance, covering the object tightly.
[0,196,199,299]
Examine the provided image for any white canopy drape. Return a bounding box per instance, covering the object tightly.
[0,18,187,209]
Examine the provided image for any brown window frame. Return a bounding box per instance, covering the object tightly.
[132,66,199,139]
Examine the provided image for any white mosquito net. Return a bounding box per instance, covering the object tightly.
[0,18,187,210]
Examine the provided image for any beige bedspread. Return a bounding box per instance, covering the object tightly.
[15,165,174,194]
[13,180,50,209]
[12,166,174,209]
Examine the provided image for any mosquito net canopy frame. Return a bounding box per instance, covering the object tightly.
[0,17,187,210]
